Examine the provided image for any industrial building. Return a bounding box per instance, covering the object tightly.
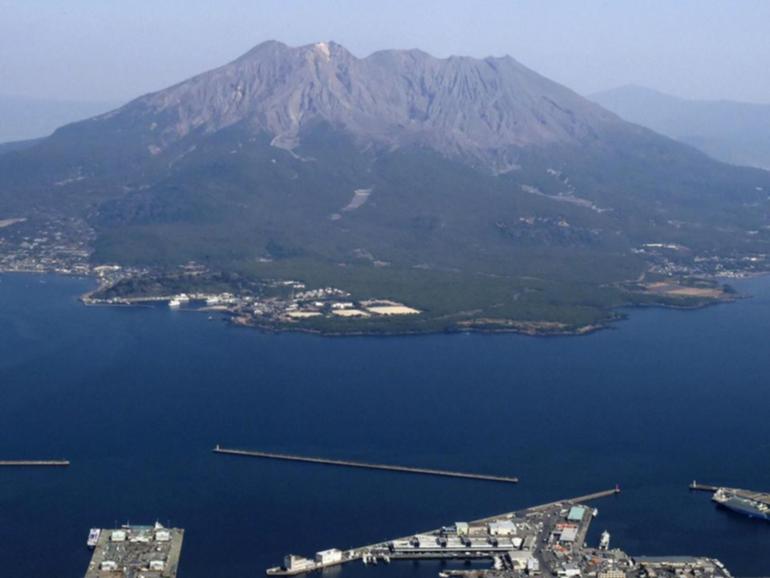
[315,549,343,564]
[488,520,517,536]
[567,506,587,522]
[283,555,314,573]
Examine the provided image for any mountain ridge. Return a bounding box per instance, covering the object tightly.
[77,39,627,172]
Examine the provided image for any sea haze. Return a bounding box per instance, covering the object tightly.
[1,273,770,576]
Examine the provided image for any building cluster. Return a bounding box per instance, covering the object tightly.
[84,524,183,578]
[167,292,238,308]
[205,281,423,325]
[632,557,732,578]
[282,297,421,321]
[0,216,95,275]
[83,270,422,327]
[633,242,769,279]
[283,549,345,573]
[268,495,734,578]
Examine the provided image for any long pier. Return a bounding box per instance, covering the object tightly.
[213,446,519,484]
[0,460,69,467]
[524,486,621,514]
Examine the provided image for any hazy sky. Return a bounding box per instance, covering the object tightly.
[3,0,770,105]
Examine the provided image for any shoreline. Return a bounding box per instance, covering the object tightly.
[226,292,737,338]
[228,316,611,338]
[0,267,760,339]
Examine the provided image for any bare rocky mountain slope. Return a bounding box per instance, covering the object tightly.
[121,40,622,170]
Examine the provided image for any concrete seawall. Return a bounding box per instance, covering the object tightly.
[0,460,70,467]
[213,446,518,484]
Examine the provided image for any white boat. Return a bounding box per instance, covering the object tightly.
[87,528,101,548]
[599,530,610,550]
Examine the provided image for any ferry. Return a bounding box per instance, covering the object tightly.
[87,528,101,548]
[713,488,770,521]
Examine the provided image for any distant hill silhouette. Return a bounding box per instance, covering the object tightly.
[0,93,118,144]
[591,85,770,171]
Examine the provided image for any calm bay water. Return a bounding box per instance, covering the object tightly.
[1,273,770,577]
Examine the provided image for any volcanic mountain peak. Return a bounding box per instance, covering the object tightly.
[107,40,623,168]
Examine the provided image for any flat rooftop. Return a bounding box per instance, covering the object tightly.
[84,524,183,578]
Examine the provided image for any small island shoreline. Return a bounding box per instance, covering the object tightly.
[0,267,759,339]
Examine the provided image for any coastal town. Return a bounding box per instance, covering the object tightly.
[266,489,734,578]
[633,242,769,280]
[85,278,422,327]
[79,269,425,335]
[0,216,96,276]
[0,216,423,327]
[74,487,740,578]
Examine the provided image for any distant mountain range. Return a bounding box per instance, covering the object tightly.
[591,85,770,170]
[0,93,119,144]
[1,42,769,333]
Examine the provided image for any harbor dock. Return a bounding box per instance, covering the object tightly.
[84,523,183,578]
[690,481,770,520]
[213,445,519,484]
[0,459,69,467]
[266,487,621,576]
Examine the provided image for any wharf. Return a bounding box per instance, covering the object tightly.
[523,487,620,513]
[266,487,620,576]
[0,459,69,467]
[213,445,519,484]
[84,524,183,578]
[690,481,720,492]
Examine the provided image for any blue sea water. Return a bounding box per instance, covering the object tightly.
[1,273,770,577]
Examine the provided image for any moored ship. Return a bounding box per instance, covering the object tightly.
[599,530,611,550]
[712,488,770,521]
[87,528,101,548]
